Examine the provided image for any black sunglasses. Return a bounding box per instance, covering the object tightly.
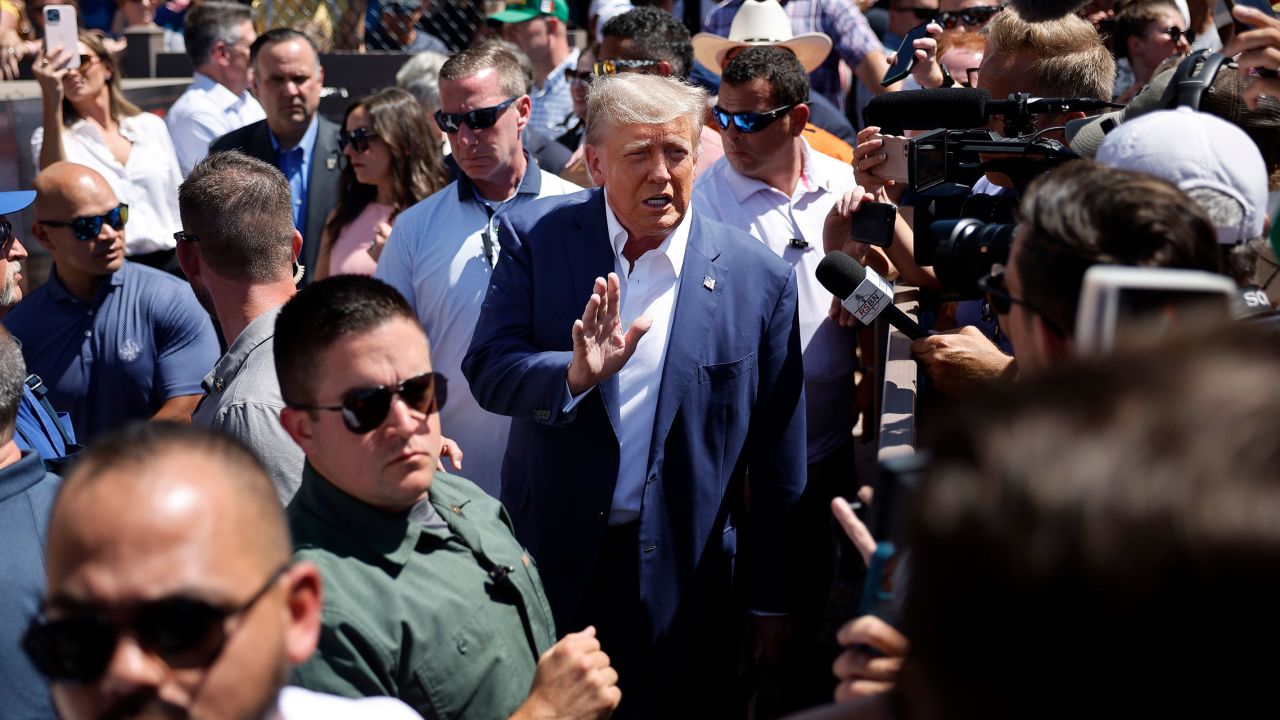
[978,268,1067,336]
[338,127,380,153]
[712,104,796,133]
[1159,26,1196,45]
[22,564,291,683]
[287,371,448,434]
[564,67,593,85]
[939,5,1003,29]
[38,203,128,242]
[592,59,661,77]
[0,217,14,251]
[173,229,199,243]
[434,97,518,134]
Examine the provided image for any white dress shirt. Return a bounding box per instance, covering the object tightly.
[375,164,581,498]
[166,72,266,177]
[32,112,184,256]
[278,686,422,719]
[565,191,691,525]
[692,138,858,463]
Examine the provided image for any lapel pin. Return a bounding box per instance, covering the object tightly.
[326,156,338,170]
[703,275,716,291]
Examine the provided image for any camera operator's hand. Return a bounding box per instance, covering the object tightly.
[1224,5,1280,108]
[833,615,908,703]
[909,326,1017,399]
[885,22,944,89]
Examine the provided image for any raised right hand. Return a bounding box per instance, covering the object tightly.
[566,273,651,395]
[33,45,72,100]
[517,626,621,720]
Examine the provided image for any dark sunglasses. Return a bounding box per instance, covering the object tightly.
[0,218,14,251]
[939,5,1003,29]
[1159,26,1196,45]
[38,203,128,242]
[712,104,796,133]
[592,59,660,77]
[173,229,199,243]
[978,268,1067,336]
[564,68,593,85]
[434,97,518,134]
[338,127,380,153]
[893,6,938,20]
[22,564,291,683]
[288,371,448,434]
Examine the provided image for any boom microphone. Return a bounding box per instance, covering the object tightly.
[1005,0,1092,22]
[816,252,926,340]
[864,88,989,131]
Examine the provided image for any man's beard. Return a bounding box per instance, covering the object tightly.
[0,261,20,308]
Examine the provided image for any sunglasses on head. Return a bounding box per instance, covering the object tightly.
[288,371,448,434]
[434,97,518,134]
[1159,26,1196,45]
[38,203,128,242]
[338,126,380,153]
[22,564,291,683]
[939,5,1003,29]
[712,104,796,133]
[592,59,660,77]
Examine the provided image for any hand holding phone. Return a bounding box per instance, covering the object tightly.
[1223,1,1280,101]
[882,21,941,87]
[850,202,897,248]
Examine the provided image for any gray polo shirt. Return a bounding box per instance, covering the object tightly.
[192,305,303,503]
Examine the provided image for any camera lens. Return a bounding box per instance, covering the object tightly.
[927,219,1017,299]
[47,8,60,21]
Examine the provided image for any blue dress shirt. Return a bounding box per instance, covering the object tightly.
[269,115,320,240]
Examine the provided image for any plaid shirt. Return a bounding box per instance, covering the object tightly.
[703,0,879,108]
[529,47,581,137]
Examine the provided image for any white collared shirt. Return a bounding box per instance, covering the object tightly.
[692,138,858,463]
[32,112,184,256]
[166,72,266,177]
[566,191,691,525]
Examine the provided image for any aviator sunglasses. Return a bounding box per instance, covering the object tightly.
[37,203,128,242]
[338,127,380,153]
[939,5,1003,29]
[1159,26,1196,45]
[712,104,796,133]
[22,564,292,683]
[434,97,518,134]
[286,371,449,434]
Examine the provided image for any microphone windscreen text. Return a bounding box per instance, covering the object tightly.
[816,252,926,340]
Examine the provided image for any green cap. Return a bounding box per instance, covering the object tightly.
[487,0,569,23]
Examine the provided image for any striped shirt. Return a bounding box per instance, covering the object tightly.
[529,47,581,138]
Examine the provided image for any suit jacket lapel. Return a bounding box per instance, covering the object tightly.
[569,190,623,436]
[650,215,723,460]
[303,117,342,278]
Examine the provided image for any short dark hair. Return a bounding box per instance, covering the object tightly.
[904,326,1280,718]
[273,276,421,404]
[602,6,693,80]
[183,1,251,67]
[1015,159,1221,336]
[0,327,26,439]
[250,27,320,71]
[438,38,528,99]
[720,45,810,107]
[179,151,297,284]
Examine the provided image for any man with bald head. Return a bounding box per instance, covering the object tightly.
[23,422,425,719]
[3,162,219,443]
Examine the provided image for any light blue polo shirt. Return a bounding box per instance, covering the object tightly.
[4,261,220,442]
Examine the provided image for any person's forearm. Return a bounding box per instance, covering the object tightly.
[885,213,940,290]
[856,52,893,95]
[39,98,66,170]
[151,395,201,423]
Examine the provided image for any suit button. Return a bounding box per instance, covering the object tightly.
[643,545,657,553]
[534,409,551,420]
[457,638,469,654]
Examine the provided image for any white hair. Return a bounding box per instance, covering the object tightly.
[585,73,706,148]
[395,51,449,116]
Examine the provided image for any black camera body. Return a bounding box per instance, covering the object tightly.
[920,219,1018,300]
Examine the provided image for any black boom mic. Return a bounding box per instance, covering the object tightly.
[863,88,990,131]
[816,252,926,340]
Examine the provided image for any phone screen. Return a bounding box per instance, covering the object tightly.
[910,129,947,191]
[882,21,933,87]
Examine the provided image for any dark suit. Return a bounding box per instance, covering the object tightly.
[209,117,341,285]
[462,188,808,713]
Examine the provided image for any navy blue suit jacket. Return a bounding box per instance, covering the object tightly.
[462,188,808,649]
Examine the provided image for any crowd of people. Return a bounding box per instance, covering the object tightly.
[2,0,1280,719]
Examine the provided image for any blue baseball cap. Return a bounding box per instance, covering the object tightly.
[0,190,36,216]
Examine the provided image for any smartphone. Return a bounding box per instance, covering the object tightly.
[871,135,909,183]
[1074,266,1235,355]
[44,5,80,69]
[850,201,896,248]
[882,21,933,87]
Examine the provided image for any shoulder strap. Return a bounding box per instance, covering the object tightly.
[25,374,76,448]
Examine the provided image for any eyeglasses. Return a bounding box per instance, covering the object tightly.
[592,59,660,77]
[22,564,291,683]
[173,230,199,243]
[38,203,128,242]
[978,267,1067,336]
[939,5,1003,29]
[712,104,796,133]
[1159,26,1196,45]
[564,68,593,86]
[338,127,380,153]
[287,371,448,434]
[0,218,14,252]
[434,97,518,134]
[892,6,938,20]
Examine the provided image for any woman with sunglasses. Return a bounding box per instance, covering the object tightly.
[1113,0,1192,102]
[315,88,448,279]
[31,31,184,273]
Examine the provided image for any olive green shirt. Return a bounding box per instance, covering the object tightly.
[288,462,558,720]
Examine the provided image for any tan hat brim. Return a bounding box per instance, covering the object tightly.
[691,32,833,75]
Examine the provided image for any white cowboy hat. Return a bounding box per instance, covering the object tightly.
[691,0,833,75]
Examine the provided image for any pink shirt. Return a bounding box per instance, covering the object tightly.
[329,201,392,277]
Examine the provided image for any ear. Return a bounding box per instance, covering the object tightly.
[655,60,672,77]
[212,39,230,67]
[585,143,607,187]
[291,229,303,263]
[30,222,54,254]
[281,561,324,665]
[279,406,317,457]
[790,103,810,136]
[515,95,532,131]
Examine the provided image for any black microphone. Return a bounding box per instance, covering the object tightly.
[985,96,1123,116]
[816,252,926,340]
[1006,0,1092,21]
[864,88,990,131]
